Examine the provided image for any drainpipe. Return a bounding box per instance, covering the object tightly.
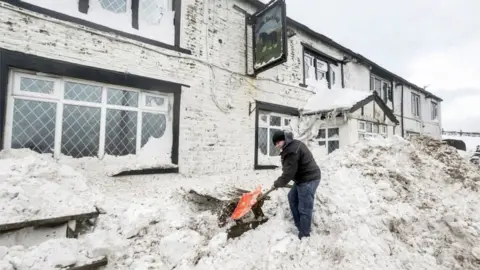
[401,84,405,138]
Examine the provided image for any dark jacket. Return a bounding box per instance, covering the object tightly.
[274,132,321,187]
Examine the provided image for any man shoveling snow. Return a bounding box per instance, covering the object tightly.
[271,130,321,239]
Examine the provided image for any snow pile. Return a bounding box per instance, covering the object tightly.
[57,135,477,270]
[60,136,177,177]
[2,135,480,269]
[140,135,478,270]
[302,87,371,114]
[0,236,121,270]
[0,149,99,225]
[411,135,480,187]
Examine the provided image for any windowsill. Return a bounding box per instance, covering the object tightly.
[254,165,279,170]
[111,167,179,177]
[3,0,192,55]
[297,83,322,93]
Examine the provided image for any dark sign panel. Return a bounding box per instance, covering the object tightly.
[252,0,288,75]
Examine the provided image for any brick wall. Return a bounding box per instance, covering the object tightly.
[0,0,372,177]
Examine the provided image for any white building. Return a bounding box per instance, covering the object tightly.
[0,0,443,176]
[299,88,399,156]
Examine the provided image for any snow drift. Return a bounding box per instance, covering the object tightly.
[1,135,480,269]
[0,149,99,225]
[190,136,480,270]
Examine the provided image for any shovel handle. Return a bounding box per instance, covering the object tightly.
[256,186,277,203]
[256,183,293,203]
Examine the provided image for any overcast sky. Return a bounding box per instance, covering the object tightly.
[282,0,480,131]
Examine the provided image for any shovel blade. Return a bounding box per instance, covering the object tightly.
[231,185,263,220]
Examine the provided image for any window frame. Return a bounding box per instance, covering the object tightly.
[5,70,171,160]
[315,127,340,154]
[411,92,421,118]
[358,120,387,139]
[0,48,184,175]
[370,74,392,103]
[302,46,339,89]
[1,0,190,54]
[254,101,299,170]
[431,101,438,120]
[257,111,294,160]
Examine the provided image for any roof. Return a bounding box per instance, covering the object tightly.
[301,88,399,124]
[242,0,443,102]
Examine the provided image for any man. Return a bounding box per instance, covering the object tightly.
[271,130,321,239]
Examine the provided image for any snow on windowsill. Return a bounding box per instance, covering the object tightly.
[21,0,175,46]
[301,87,371,115]
[257,149,281,167]
[60,136,177,177]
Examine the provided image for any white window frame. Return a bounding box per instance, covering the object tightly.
[20,0,175,44]
[370,75,391,102]
[316,127,340,154]
[411,92,421,117]
[380,125,387,135]
[4,70,171,159]
[358,120,387,139]
[304,51,335,89]
[431,101,438,120]
[257,111,297,158]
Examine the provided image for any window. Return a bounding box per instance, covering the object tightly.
[406,131,420,139]
[370,75,392,102]
[411,93,421,117]
[431,101,438,120]
[358,120,387,139]
[380,125,387,135]
[4,71,172,160]
[257,111,297,166]
[304,51,335,89]
[17,0,177,47]
[315,128,339,154]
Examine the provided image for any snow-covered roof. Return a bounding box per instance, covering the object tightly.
[301,87,372,115]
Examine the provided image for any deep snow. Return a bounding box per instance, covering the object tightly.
[1,135,480,269]
[0,149,99,225]
[301,87,371,114]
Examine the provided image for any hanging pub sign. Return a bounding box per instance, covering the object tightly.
[251,0,288,75]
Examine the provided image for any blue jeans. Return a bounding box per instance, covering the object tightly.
[287,179,320,238]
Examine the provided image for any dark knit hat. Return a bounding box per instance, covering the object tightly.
[272,130,285,145]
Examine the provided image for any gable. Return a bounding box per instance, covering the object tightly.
[349,93,399,124]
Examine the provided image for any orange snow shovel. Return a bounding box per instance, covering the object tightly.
[231,185,278,220]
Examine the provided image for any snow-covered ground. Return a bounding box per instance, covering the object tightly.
[1,135,480,269]
[0,149,99,225]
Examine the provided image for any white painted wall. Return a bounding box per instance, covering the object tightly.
[401,85,442,139]
[0,0,378,177]
[343,62,370,91]
[0,0,442,180]
[346,118,360,144]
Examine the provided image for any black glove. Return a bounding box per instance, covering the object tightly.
[273,180,283,188]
